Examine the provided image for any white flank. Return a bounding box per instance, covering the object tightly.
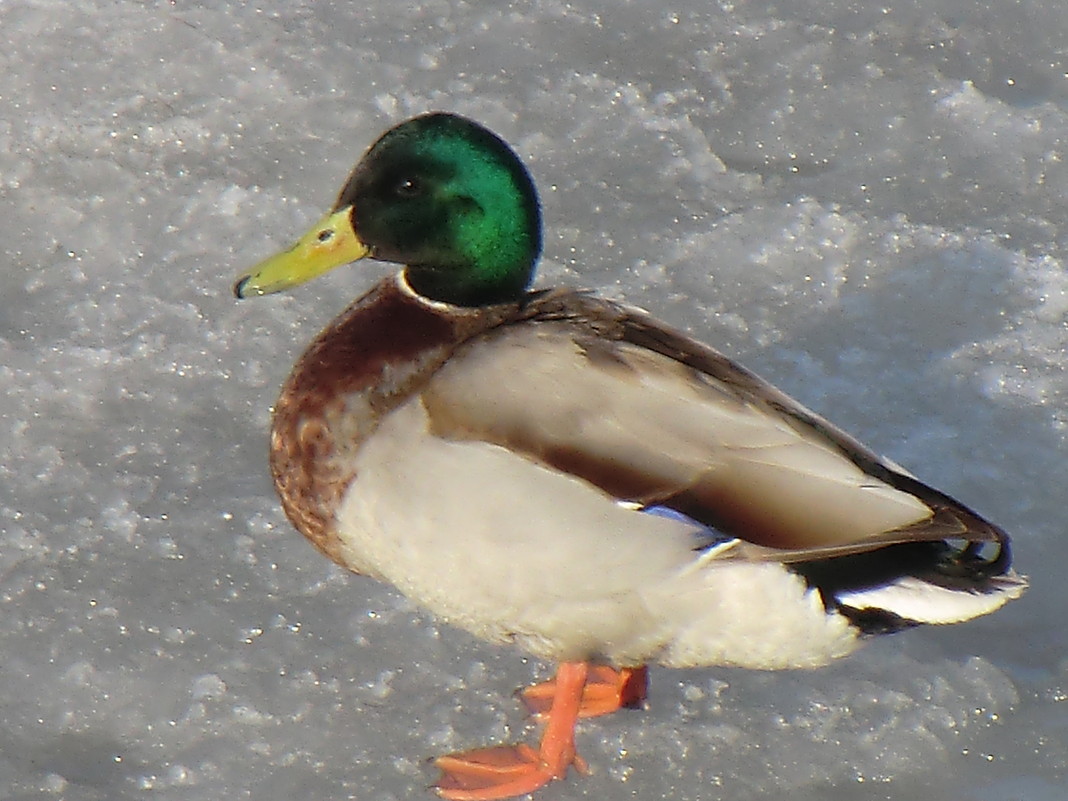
[335,398,863,670]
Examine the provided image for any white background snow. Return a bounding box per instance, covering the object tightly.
[1,1,1065,799]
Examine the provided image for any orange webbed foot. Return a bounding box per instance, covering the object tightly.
[434,744,587,800]
[520,664,648,720]
[434,662,593,800]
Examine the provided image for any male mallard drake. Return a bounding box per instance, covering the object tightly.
[234,112,1026,800]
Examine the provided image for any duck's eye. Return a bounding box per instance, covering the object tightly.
[395,177,422,198]
[317,229,334,243]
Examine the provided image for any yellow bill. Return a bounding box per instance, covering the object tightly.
[234,206,371,298]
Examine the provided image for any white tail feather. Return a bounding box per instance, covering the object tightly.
[836,573,1027,625]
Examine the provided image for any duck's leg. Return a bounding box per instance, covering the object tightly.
[520,664,648,719]
[434,661,590,801]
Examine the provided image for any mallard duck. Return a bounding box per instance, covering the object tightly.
[234,112,1026,800]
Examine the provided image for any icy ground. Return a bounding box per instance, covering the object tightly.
[1,1,1066,799]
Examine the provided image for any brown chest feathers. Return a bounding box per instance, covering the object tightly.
[268,275,516,567]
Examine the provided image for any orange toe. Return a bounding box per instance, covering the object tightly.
[520,664,648,719]
[434,744,547,800]
[434,744,585,801]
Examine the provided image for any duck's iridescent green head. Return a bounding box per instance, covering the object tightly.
[234,113,542,307]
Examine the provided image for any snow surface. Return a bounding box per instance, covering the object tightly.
[1,1,1065,799]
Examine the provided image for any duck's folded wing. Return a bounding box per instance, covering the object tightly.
[420,290,1009,566]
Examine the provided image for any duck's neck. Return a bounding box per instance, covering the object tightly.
[404,260,533,307]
